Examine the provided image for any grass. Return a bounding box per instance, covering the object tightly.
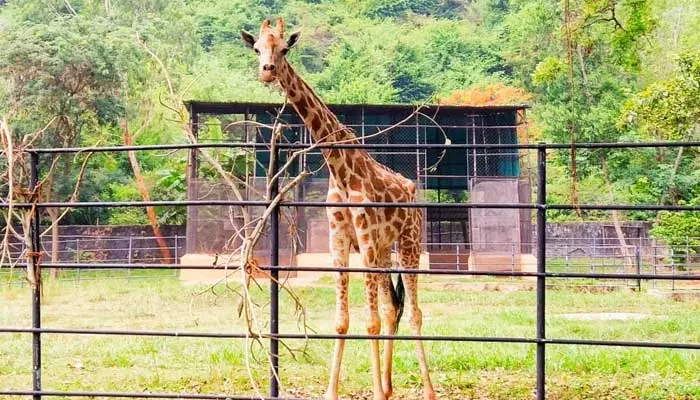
[2,270,700,399]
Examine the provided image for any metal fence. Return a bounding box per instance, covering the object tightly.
[2,139,700,400]
[0,235,183,283]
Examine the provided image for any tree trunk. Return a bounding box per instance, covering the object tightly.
[47,207,59,279]
[121,120,172,263]
[45,156,59,280]
[564,0,582,217]
[600,155,634,269]
[664,147,684,204]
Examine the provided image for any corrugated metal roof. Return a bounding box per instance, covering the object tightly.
[184,100,530,115]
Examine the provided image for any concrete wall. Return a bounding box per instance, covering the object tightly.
[469,178,522,254]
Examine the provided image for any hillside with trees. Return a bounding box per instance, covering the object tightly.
[1,0,699,246]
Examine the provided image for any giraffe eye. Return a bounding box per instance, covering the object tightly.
[281,48,289,55]
[254,48,260,55]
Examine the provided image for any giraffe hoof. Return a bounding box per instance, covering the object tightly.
[324,393,339,400]
[382,384,393,398]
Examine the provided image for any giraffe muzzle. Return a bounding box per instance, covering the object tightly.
[259,69,277,83]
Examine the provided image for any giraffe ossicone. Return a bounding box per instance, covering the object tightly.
[241,18,436,400]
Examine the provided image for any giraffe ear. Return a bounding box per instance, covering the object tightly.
[240,30,256,49]
[286,30,301,49]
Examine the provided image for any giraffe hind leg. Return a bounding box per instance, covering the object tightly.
[399,238,436,400]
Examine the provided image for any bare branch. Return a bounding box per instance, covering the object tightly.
[39,150,94,237]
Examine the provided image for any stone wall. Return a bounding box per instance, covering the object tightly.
[542,222,655,257]
[8,225,186,263]
[7,221,657,264]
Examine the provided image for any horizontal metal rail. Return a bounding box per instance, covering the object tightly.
[0,391,301,400]
[4,200,700,211]
[21,140,700,154]
[2,328,700,351]
[3,262,700,281]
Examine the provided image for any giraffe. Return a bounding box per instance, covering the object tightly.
[241,19,436,400]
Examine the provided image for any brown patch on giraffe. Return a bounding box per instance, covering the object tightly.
[355,157,366,171]
[330,148,344,160]
[310,114,321,132]
[397,208,406,220]
[336,165,347,182]
[329,221,336,229]
[343,152,355,169]
[388,186,403,199]
[328,193,342,202]
[371,176,385,192]
[367,209,377,224]
[296,95,309,117]
[384,225,393,237]
[348,175,361,191]
[392,220,403,232]
[366,247,375,264]
[333,211,344,221]
[384,208,396,221]
[349,193,363,202]
[360,233,370,244]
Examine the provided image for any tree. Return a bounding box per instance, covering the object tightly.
[0,15,138,277]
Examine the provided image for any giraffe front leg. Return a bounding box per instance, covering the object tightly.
[352,210,385,400]
[325,219,351,400]
[400,239,436,400]
[364,263,385,400]
[377,249,396,398]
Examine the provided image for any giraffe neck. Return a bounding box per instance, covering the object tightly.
[277,59,370,178]
[278,60,363,144]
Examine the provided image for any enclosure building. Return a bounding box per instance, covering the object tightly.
[182,101,532,277]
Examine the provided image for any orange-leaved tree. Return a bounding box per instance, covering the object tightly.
[438,83,536,144]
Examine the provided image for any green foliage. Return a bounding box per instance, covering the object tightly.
[623,51,700,140]
[423,189,468,203]
[0,15,137,136]
[0,0,697,229]
[361,0,466,20]
[650,198,700,259]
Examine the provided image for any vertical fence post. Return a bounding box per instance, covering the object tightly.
[636,245,642,291]
[185,103,199,255]
[456,243,460,271]
[536,144,547,400]
[652,246,658,289]
[174,234,179,262]
[671,248,676,291]
[127,236,133,280]
[75,238,81,283]
[269,140,280,398]
[29,152,42,400]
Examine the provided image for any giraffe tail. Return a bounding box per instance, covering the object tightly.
[389,273,405,334]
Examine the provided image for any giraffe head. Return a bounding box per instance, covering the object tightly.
[240,18,300,83]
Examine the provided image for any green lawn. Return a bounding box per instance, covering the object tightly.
[2,270,700,399]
